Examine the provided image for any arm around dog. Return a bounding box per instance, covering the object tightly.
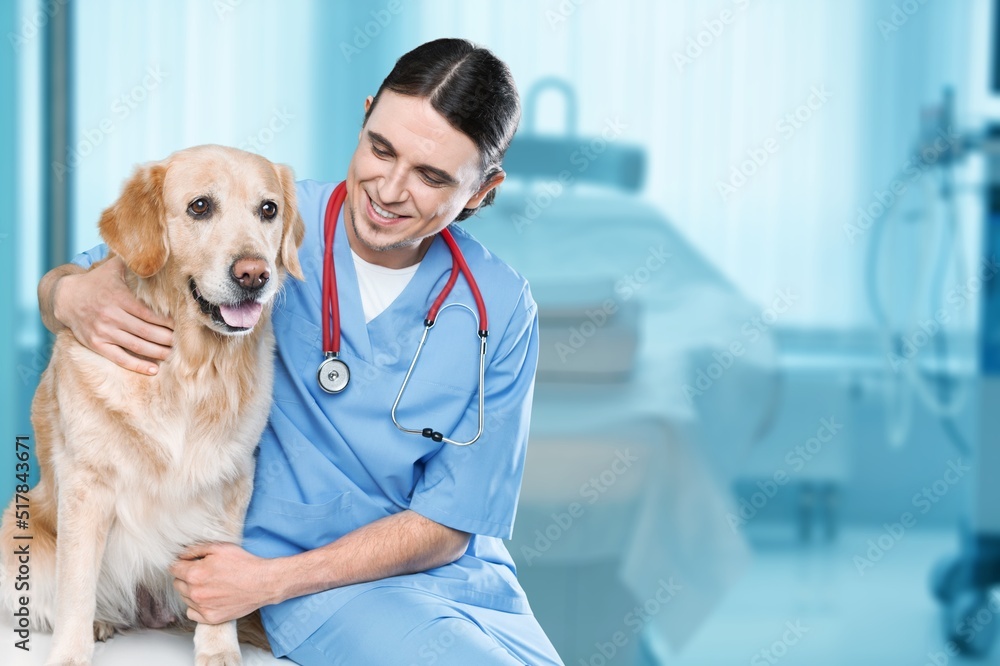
[39,262,85,334]
[39,255,175,375]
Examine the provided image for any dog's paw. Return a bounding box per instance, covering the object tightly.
[195,650,242,666]
[93,620,116,642]
[46,644,93,666]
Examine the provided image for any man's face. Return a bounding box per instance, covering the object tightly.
[344,91,501,268]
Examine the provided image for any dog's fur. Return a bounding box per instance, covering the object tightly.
[0,145,304,665]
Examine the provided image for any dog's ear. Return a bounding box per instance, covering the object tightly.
[99,163,169,278]
[273,162,305,281]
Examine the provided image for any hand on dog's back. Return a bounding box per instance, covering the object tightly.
[47,255,174,375]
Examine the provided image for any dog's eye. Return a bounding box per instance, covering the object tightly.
[260,201,278,220]
[188,198,211,217]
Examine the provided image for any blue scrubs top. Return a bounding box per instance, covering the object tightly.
[74,180,540,657]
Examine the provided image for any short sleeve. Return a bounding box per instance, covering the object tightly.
[408,284,539,539]
[71,243,110,269]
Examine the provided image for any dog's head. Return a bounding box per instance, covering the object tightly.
[99,145,305,337]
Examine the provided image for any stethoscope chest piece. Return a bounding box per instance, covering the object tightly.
[317,352,350,394]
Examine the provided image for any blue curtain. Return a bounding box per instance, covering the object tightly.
[0,0,20,505]
[411,0,981,331]
[38,0,993,336]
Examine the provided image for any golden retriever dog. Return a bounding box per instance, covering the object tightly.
[0,144,304,665]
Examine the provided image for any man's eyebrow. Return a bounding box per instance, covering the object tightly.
[367,130,458,185]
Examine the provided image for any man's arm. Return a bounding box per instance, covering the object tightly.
[39,263,85,334]
[38,256,174,374]
[170,509,470,625]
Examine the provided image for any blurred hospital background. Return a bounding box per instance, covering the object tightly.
[4,0,1000,664]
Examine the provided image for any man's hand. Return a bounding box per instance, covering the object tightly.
[169,542,277,625]
[168,511,469,625]
[48,255,174,374]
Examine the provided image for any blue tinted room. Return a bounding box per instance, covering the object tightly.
[0,1,998,665]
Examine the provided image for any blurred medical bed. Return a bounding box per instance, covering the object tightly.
[467,79,781,664]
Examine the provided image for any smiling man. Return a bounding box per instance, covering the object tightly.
[345,92,503,269]
[41,39,563,665]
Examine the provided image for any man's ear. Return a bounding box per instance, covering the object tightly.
[465,169,506,210]
[273,162,305,281]
[359,95,375,142]
[98,163,169,278]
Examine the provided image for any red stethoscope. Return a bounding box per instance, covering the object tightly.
[318,180,490,446]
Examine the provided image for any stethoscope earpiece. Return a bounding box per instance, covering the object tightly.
[392,302,487,447]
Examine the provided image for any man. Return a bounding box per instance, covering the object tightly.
[40,38,562,665]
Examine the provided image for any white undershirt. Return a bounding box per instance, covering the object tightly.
[351,249,420,323]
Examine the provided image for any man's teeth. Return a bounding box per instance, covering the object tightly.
[371,197,401,219]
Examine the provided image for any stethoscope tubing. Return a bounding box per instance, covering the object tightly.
[319,180,489,446]
[391,302,487,446]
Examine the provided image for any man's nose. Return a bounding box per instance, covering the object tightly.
[379,165,408,203]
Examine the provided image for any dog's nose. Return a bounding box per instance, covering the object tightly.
[231,258,270,291]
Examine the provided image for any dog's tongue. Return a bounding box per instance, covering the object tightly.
[219,301,262,329]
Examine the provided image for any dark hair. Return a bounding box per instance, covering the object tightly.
[364,38,521,221]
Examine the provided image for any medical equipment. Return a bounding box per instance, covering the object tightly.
[929,117,1000,656]
[870,77,1000,655]
[317,180,491,446]
[317,181,351,393]
[865,88,972,453]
